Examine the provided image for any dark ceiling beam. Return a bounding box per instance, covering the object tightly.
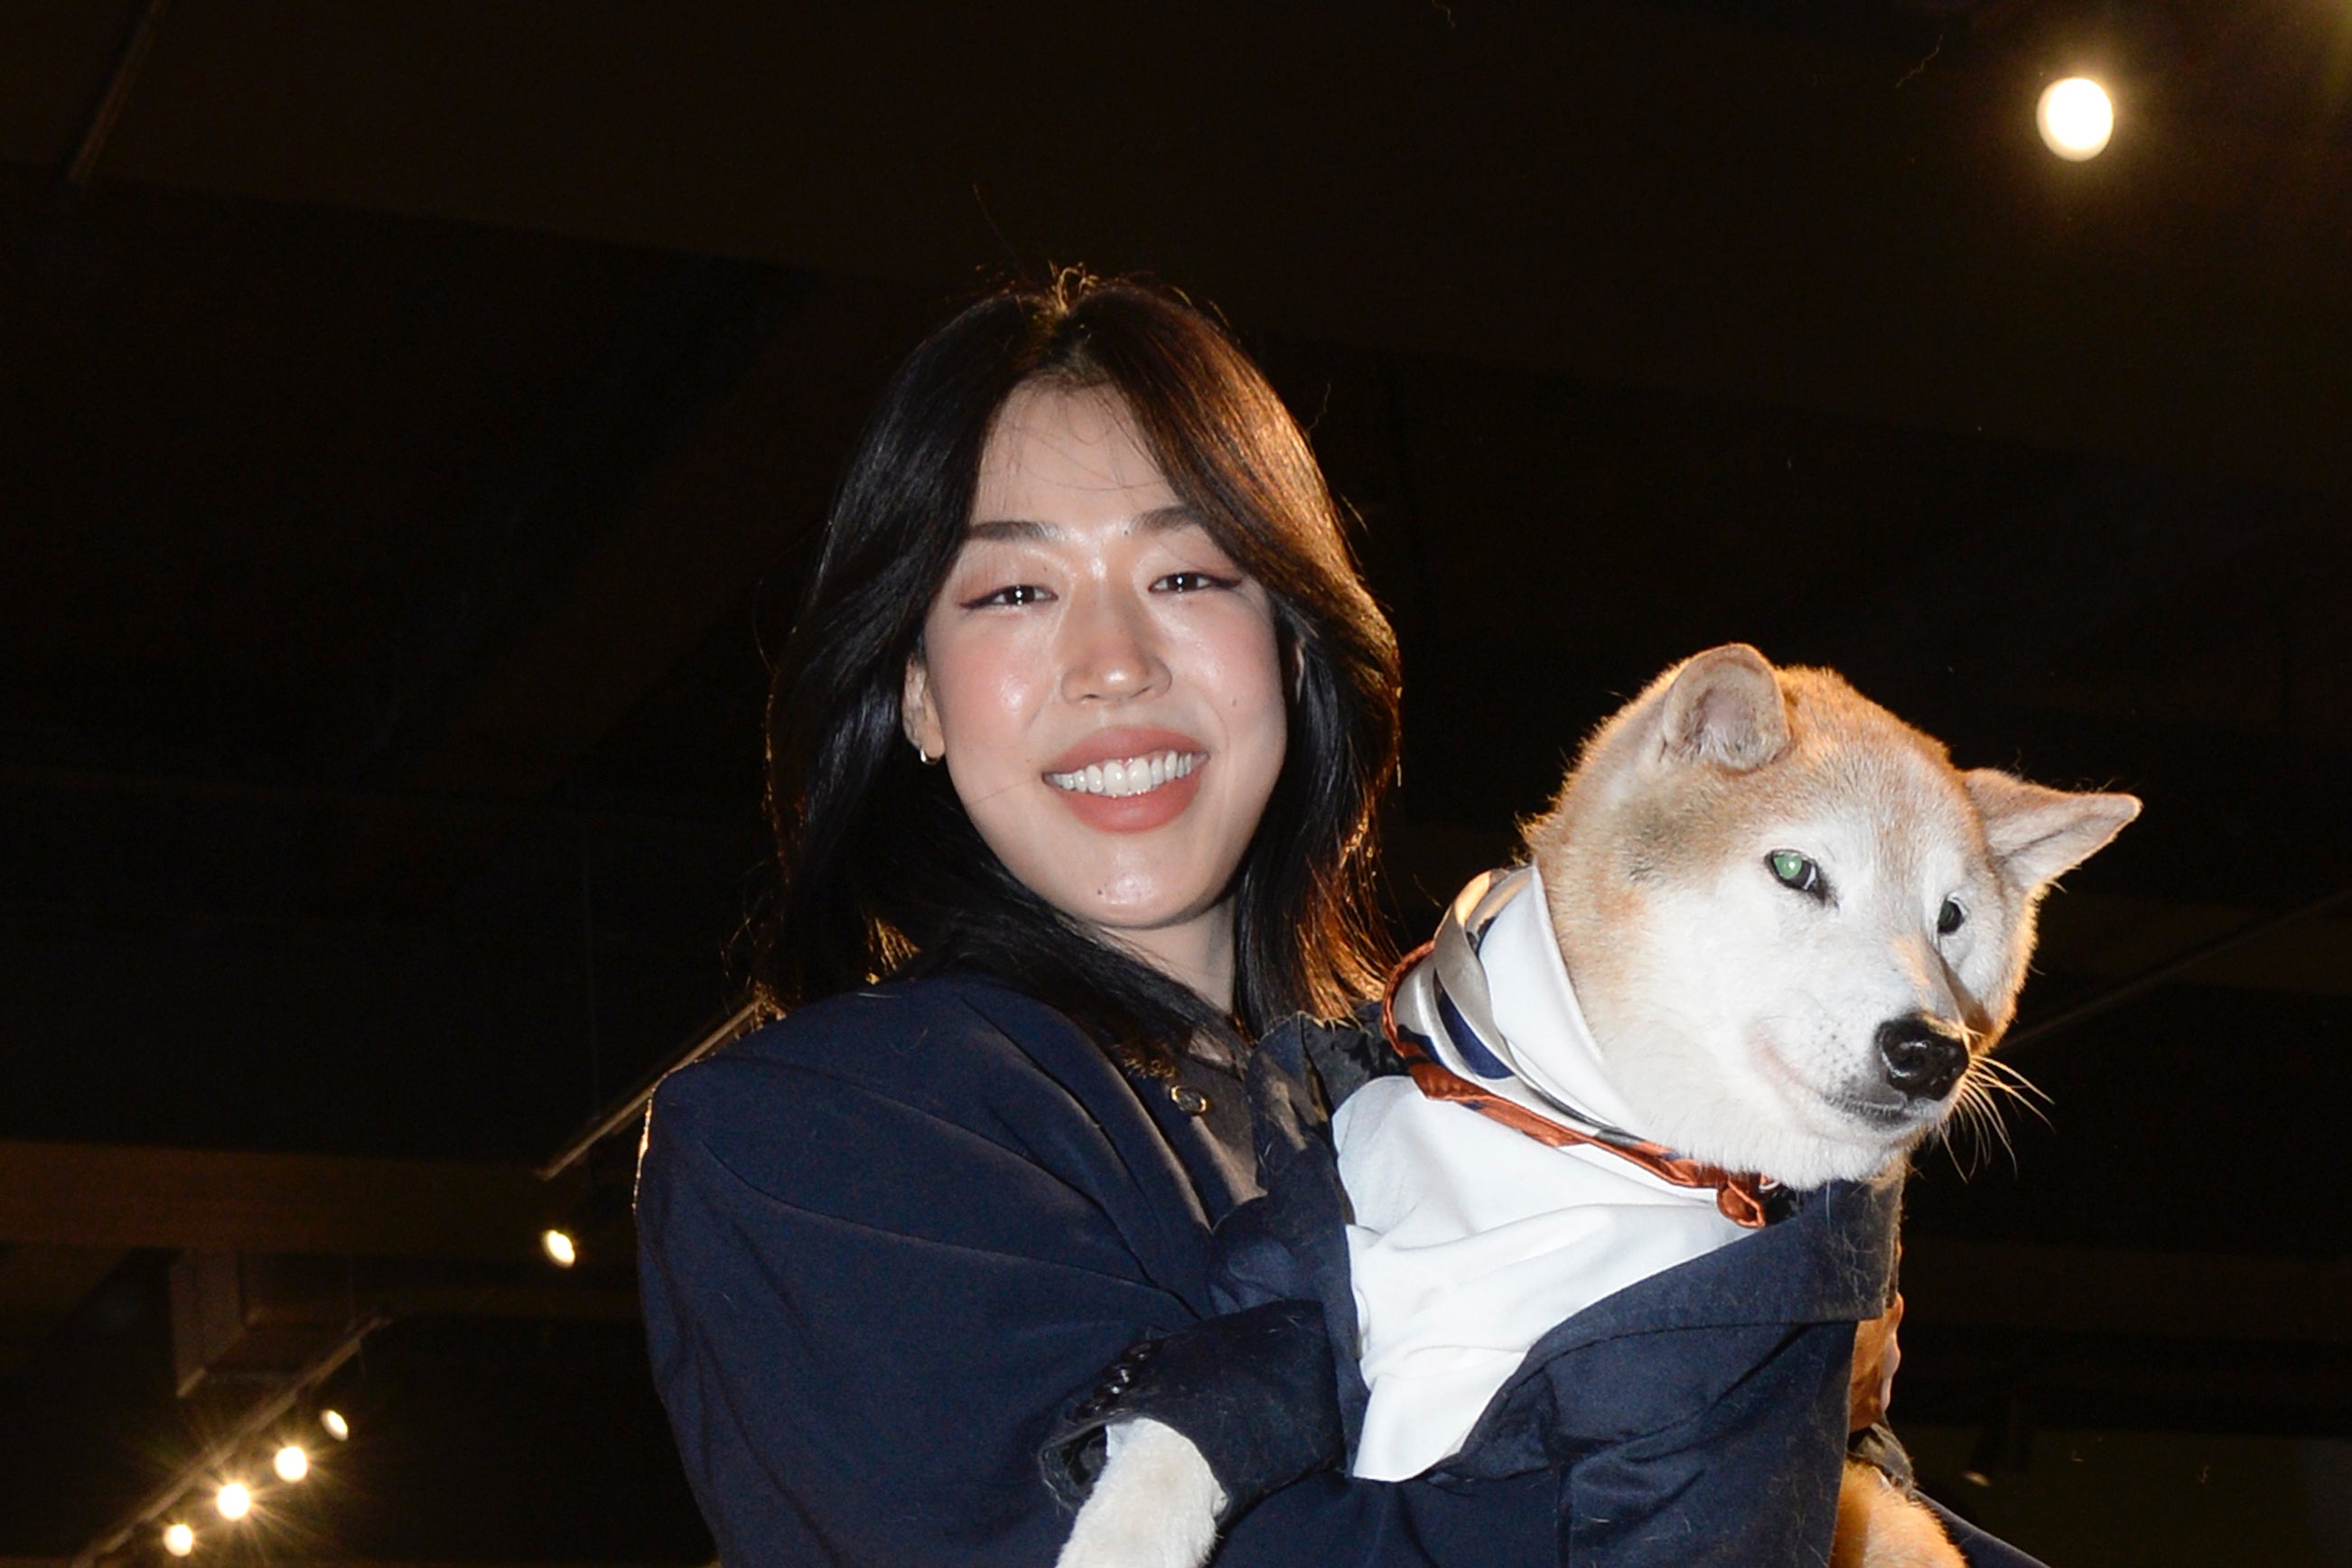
[0,1246,128,1378]
[9,1138,2337,1348]
[302,273,934,913]
[0,1143,566,1262]
[7,4,2347,497]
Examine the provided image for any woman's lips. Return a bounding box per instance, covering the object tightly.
[1043,727,1208,835]
[1045,727,1205,775]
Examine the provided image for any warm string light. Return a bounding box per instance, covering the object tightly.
[274,1443,310,1483]
[320,1407,351,1442]
[213,1482,252,1521]
[161,1522,196,1557]
[541,1227,579,1268]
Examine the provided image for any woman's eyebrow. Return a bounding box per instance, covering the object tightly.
[964,518,1057,542]
[1136,503,1203,532]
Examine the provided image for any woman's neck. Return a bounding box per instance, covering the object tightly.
[1097,902,1238,1016]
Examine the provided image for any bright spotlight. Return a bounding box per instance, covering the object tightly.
[2037,77,2114,160]
[541,1227,578,1268]
[320,1407,351,1442]
[162,1522,196,1556]
[214,1481,252,1521]
[273,1443,310,1482]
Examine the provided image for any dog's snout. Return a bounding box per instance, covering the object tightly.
[1875,1015,1968,1101]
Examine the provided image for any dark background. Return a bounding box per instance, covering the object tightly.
[3,3,2347,1563]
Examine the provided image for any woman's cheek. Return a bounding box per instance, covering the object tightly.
[930,629,1040,750]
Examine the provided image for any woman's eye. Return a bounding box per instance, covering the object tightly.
[962,583,1052,609]
[1937,897,1966,937]
[1155,570,1233,593]
[1767,850,1827,901]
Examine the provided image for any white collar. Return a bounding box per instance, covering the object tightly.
[1393,864,1650,1142]
[1478,864,1650,1137]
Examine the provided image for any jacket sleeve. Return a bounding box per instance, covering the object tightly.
[635,1013,1555,1568]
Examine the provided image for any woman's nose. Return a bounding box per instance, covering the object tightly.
[1059,585,1168,703]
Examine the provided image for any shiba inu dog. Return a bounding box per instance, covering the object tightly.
[1062,645,2138,1568]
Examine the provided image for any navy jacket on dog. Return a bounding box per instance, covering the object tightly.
[638,970,2042,1567]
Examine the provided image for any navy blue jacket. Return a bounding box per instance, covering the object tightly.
[638,971,2045,1567]
[638,973,1554,1565]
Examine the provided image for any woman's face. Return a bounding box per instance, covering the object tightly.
[902,383,1289,1005]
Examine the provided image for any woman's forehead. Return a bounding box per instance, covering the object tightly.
[974,383,1178,523]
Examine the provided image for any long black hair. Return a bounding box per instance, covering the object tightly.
[752,273,1401,1070]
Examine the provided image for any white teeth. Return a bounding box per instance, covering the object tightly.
[1048,750,1201,798]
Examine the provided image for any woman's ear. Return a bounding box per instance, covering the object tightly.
[901,656,947,762]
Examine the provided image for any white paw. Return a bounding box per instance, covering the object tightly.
[1056,1419,1227,1568]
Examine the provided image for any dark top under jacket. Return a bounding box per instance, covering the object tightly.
[637,969,2049,1567]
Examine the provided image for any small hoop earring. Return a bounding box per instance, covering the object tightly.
[912,738,939,766]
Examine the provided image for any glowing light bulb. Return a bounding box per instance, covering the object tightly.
[162,1522,196,1556]
[320,1408,350,1442]
[541,1227,578,1268]
[214,1481,252,1520]
[2037,77,2114,160]
[273,1443,309,1482]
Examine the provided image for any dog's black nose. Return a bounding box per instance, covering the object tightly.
[1876,1015,1969,1101]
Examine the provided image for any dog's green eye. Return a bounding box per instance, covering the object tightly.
[1937,898,1965,936]
[1768,850,1821,897]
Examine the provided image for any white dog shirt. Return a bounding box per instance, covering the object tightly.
[1336,866,1761,1481]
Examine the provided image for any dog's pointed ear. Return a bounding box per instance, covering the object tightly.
[1963,770,2142,891]
[1657,644,1790,771]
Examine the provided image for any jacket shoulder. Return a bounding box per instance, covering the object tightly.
[646,973,1125,1173]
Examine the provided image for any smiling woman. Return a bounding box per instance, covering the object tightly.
[901,384,1291,1007]
[739,275,1400,1070]
[632,275,1585,1567]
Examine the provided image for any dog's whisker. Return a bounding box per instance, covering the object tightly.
[1969,1057,2053,1136]
[1931,1062,2028,1180]
[1975,1055,2053,1108]
[1962,1065,2024,1173]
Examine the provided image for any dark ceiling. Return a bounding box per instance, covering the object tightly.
[3,2,2348,1564]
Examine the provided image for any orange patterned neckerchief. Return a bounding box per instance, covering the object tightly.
[1381,941,1773,1230]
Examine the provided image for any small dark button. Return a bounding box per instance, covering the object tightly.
[1170,1085,1210,1115]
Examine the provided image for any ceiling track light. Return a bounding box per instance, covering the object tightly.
[2038,76,2114,160]
[74,1314,387,1565]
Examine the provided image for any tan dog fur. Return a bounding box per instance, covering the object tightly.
[1522,644,2138,1563]
[1064,645,2136,1568]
